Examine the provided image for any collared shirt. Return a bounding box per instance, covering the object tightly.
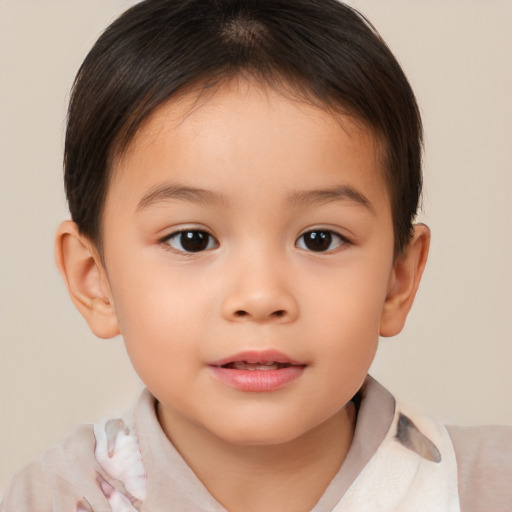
[2,376,511,511]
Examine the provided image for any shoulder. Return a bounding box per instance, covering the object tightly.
[447,424,512,512]
[1,424,102,511]
[1,415,147,512]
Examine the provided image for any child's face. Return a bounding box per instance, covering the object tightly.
[100,81,397,445]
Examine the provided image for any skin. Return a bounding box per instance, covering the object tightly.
[56,80,429,511]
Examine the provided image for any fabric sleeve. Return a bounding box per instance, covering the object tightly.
[1,458,53,512]
[447,424,512,512]
[0,424,112,512]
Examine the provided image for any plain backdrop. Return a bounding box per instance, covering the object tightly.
[1,0,511,494]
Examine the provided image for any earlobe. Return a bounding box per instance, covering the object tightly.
[379,224,430,337]
[55,220,120,339]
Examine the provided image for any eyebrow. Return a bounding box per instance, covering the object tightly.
[287,185,375,214]
[137,184,228,211]
[137,182,375,214]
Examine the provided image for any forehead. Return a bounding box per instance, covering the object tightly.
[109,80,389,211]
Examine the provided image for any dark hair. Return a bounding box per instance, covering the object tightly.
[65,0,422,255]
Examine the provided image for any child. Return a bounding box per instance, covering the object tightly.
[2,0,511,510]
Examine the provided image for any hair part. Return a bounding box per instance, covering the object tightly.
[65,0,423,255]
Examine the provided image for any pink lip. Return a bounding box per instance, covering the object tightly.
[209,349,304,367]
[208,350,306,392]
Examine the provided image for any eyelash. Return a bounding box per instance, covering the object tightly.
[161,230,218,253]
[295,229,349,253]
[161,228,350,254]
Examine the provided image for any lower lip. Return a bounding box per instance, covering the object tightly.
[209,366,305,392]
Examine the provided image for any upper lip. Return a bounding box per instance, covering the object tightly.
[209,349,306,367]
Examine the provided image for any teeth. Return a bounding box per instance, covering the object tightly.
[227,361,286,370]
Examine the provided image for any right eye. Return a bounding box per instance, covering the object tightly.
[295,229,348,253]
[163,230,218,253]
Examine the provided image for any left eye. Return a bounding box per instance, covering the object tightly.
[296,230,347,252]
[164,230,218,253]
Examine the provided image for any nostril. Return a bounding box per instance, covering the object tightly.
[230,309,289,321]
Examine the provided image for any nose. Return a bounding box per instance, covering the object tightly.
[221,257,299,324]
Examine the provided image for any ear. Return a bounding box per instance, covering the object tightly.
[379,224,430,337]
[55,220,120,339]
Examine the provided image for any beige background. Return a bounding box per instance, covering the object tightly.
[1,0,511,494]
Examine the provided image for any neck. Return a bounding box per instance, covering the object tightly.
[158,402,356,512]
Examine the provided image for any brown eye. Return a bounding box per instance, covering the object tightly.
[166,230,217,253]
[296,230,345,252]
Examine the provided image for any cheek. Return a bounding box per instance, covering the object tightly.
[107,262,215,372]
[300,255,391,363]
[110,253,212,328]
[304,257,391,325]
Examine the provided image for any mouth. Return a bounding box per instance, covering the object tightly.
[220,361,294,371]
[208,350,306,392]
[209,350,305,370]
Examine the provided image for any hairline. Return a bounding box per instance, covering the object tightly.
[92,73,392,255]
